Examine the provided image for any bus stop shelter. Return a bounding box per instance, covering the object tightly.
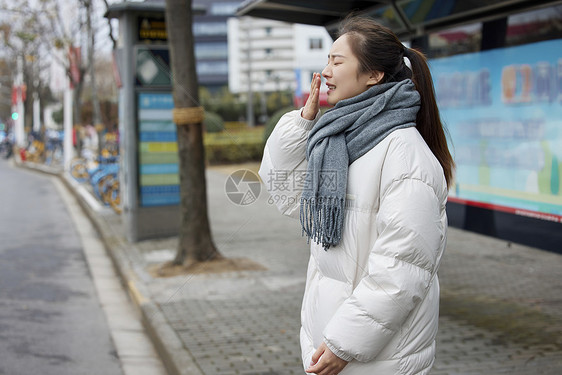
[237,0,561,46]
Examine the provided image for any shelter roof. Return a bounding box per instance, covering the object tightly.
[237,0,562,39]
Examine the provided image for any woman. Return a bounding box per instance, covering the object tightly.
[259,16,454,375]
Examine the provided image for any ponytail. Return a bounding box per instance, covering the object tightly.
[405,48,455,188]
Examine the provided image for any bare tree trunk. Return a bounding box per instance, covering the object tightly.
[84,0,103,153]
[164,0,220,266]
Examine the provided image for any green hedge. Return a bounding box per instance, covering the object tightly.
[204,140,264,164]
[204,127,265,165]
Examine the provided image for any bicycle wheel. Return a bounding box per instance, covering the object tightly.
[98,174,116,204]
[70,158,89,182]
[107,179,121,214]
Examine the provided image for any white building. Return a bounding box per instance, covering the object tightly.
[228,16,332,105]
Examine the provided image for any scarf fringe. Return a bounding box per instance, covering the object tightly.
[300,196,345,250]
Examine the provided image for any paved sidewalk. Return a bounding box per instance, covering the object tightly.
[21,160,562,374]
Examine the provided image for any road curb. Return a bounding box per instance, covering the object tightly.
[58,173,203,375]
[14,160,201,375]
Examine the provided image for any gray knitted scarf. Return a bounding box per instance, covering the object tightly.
[300,79,420,249]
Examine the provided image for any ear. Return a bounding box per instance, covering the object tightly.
[367,71,384,86]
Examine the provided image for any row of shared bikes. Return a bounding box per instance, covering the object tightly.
[70,146,121,214]
[15,131,122,214]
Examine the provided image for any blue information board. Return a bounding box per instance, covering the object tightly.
[137,92,180,206]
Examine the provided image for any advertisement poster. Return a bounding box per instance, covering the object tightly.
[430,39,562,223]
[137,92,180,206]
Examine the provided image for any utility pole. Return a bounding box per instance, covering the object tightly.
[63,74,74,171]
[245,22,254,127]
[33,92,40,133]
[14,56,25,148]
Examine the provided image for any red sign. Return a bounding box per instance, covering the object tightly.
[294,92,330,108]
[11,85,27,105]
[68,46,81,89]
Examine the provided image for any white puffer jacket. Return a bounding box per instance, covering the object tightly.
[259,110,448,375]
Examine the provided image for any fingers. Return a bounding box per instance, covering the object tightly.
[310,342,326,365]
[305,343,349,375]
[310,72,321,99]
[309,72,321,106]
[310,72,321,92]
[306,358,343,375]
[302,72,321,120]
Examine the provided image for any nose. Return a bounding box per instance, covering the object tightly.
[322,64,331,79]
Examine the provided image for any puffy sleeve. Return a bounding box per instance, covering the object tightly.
[258,109,319,219]
[322,176,446,362]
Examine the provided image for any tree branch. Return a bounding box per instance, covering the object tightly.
[101,0,117,49]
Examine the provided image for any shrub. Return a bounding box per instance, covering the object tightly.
[204,140,264,165]
[200,86,245,121]
[52,107,64,125]
[204,127,265,164]
[266,91,293,115]
[204,111,225,133]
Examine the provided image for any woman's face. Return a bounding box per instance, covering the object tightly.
[321,33,382,106]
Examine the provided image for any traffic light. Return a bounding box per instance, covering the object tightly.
[11,112,18,121]
[0,123,5,131]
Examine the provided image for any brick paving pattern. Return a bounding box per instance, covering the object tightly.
[94,169,562,375]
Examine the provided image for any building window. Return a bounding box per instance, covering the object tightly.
[193,22,228,36]
[265,48,273,57]
[210,2,239,16]
[197,61,228,75]
[265,26,272,35]
[195,43,228,59]
[309,38,323,50]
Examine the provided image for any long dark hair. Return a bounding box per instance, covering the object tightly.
[339,16,455,188]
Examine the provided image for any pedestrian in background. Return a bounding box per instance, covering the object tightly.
[259,15,454,375]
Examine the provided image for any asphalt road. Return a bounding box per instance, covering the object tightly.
[0,158,123,375]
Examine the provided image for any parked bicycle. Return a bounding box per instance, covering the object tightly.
[0,137,13,159]
[24,139,45,163]
[44,130,64,166]
[70,154,121,214]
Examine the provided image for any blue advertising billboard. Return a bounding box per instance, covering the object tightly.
[430,38,562,223]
